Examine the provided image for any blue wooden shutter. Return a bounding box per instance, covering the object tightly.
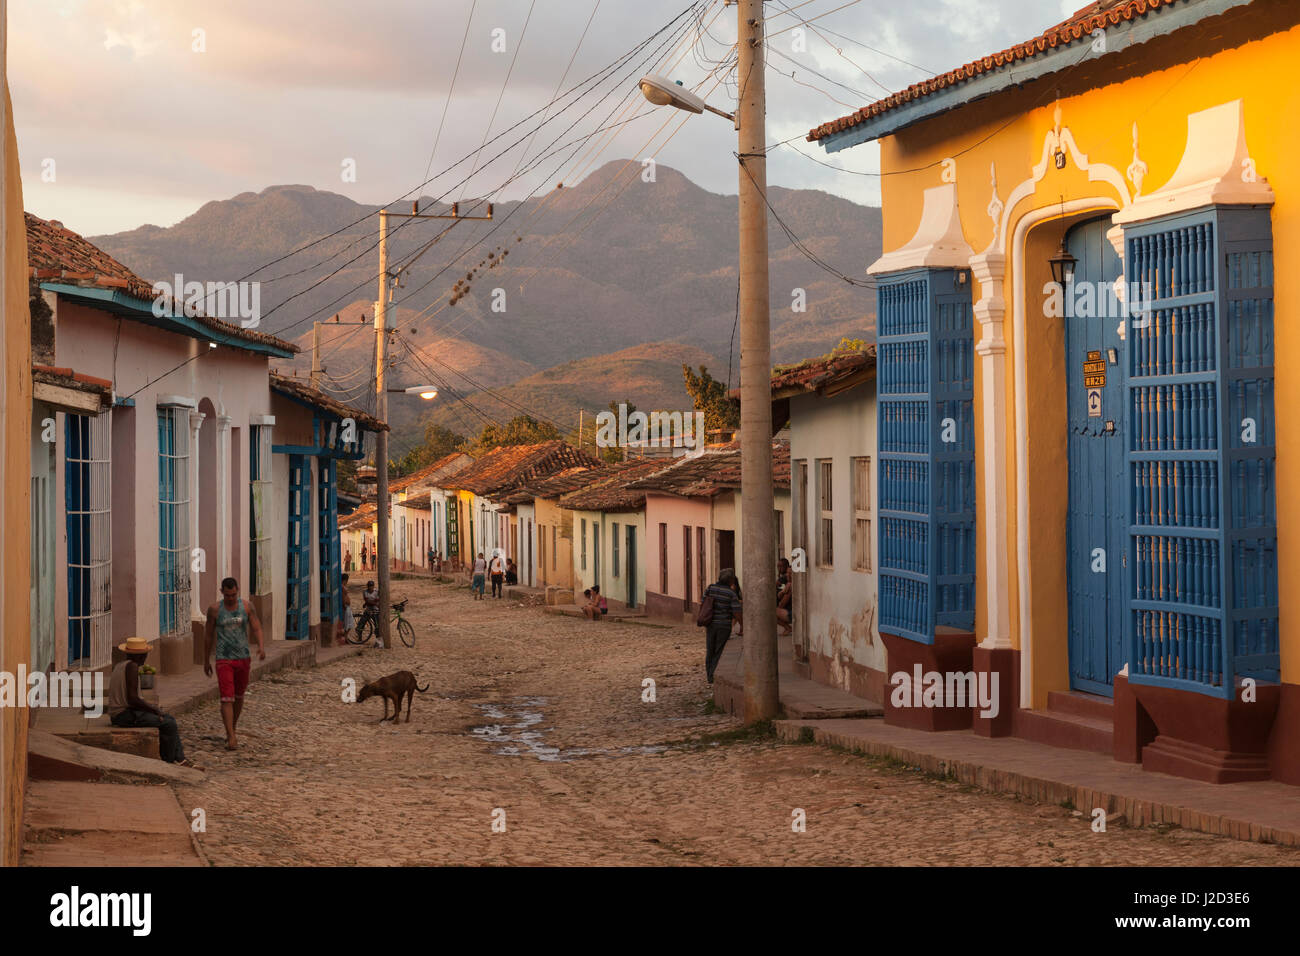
[1123,206,1278,697]
[318,455,341,625]
[877,268,976,644]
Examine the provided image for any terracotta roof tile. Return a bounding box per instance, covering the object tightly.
[442,441,602,497]
[556,458,675,513]
[500,465,606,504]
[26,212,298,355]
[391,451,473,493]
[770,346,876,397]
[270,373,386,432]
[808,0,1187,142]
[626,441,790,497]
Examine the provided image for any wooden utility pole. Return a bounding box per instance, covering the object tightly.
[375,200,492,648]
[737,0,778,721]
[311,323,322,387]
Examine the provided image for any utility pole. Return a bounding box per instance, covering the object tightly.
[311,322,322,387]
[376,209,392,647]
[375,200,493,648]
[737,0,778,721]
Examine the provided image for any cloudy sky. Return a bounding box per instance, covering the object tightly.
[12,0,1085,236]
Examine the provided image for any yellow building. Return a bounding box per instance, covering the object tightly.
[809,0,1297,785]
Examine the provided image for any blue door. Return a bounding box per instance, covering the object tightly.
[286,455,312,640]
[1065,218,1126,695]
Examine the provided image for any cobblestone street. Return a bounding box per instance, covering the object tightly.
[174,580,1300,866]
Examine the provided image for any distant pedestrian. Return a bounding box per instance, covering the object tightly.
[472,553,487,599]
[699,569,742,683]
[505,558,518,586]
[108,637,197,767]
[361,543,369,570]
[427,546,435,570]
[489,551,506,598]
[204,577,266,751]
[345,550,353,573]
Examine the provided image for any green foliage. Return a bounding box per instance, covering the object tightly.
[337,457,359,494]
[832,336,868,354]
[465,414,560,456]
[682,364,739,436]
[390,421,467,476]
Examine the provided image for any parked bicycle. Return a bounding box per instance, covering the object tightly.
[348,598,416,647]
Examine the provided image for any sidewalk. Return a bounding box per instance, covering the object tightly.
[712,633,883,719]
[22,638,363,866]
[713,632,1300,847]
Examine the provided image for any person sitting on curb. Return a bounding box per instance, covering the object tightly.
[582,585,608,621]
[107,637,199,768]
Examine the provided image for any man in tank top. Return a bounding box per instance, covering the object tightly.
[204,576,266,751]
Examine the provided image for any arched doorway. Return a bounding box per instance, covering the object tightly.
[1062,217,1126,695]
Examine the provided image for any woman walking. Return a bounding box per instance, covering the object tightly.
[471,552,488,600]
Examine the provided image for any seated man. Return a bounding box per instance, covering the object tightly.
[107,637,197,767]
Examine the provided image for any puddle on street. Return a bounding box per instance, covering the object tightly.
[470,697,668,762]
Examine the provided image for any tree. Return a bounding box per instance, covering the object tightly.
[682,364,740,437]
[390,421,467,475]
[465,414,560,456]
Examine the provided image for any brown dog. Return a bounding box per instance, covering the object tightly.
[357,670,430,723]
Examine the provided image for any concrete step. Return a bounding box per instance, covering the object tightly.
[1046,689,1114,722]
[1014,707,1113,756]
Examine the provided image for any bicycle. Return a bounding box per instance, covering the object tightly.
[348,598,416,648]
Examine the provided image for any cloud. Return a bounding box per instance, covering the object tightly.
[14,0,1076,234]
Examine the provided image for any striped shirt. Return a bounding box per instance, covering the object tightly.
[704,584,742,627]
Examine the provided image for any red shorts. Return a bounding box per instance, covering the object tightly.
[216,658,251,702]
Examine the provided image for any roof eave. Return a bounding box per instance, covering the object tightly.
[41,282,297,358]
[813,0,1252,152]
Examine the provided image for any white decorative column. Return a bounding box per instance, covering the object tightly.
[216,413,232,581]
[972,257,1011,650]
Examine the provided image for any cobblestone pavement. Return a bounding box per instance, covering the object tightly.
[174,580,1300,866]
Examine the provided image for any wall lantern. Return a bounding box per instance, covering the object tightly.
[1048,240,1077,288]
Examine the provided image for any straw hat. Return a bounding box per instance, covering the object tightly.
[117,636,151,655]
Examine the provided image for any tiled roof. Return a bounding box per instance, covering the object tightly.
[399,491,432,510]
[32,364,113,394]
[770,346,876,398]
[500,465,605,504]
[391,451,473,493]
[26,212,298,354]
[808,0,1190,142]
[270,373,387,432]
[626,440,791,497]
[557,458,673,513]
[443,441,601,497]
[340,502,376,532]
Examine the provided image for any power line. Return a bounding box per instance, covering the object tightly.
[422,0,478,189]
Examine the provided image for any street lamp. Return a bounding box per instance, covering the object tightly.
[1048,240,1077,288]
[388,385,439,400]
[637,0,778,723]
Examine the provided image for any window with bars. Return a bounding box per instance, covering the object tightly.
[249,424,272,595]
[774,510,785,561]
[696,526,706,600]
[66,410,113,668]
[612,522,620,578]
[581,518,588,571]
[816,459,833,567]
[659,522,669,592]
[157,405,191,639]
[852,456,872,572]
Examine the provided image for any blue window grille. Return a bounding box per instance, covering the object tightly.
[318,456,342,625]
[286,455,312,640]
[249,424,272,595]
[66,411,113,666]
[1123,207,1278,697]
[157,406,191,639]
[877,268,976,643]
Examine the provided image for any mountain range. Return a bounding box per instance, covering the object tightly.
[92,160,882,450]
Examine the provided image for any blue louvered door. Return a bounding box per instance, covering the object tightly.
[1123,206,1278,698]
[1065,218,1127,695]
[877,268,975,644]
[286,454,311,640]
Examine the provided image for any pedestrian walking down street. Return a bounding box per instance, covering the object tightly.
[204,576,266,751]
[489,551,506,598]
[471,552,487,600]
[108,636,198,767]
[700,569,742,684]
